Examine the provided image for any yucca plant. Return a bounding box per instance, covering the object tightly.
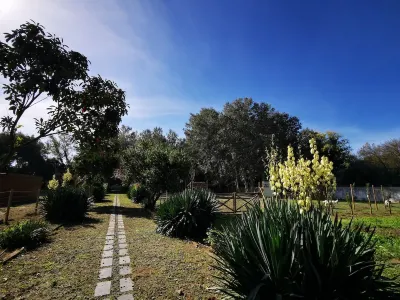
[41,186,90,222]
[156,189,219,239]
[0,220,50,249]
[213,200,396,299]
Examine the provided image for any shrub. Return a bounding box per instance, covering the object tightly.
[41,187,90,222]
[92,183,105,202]
[156,189,219,239]
[0,220,49,249]
[127,183,147,203]
[213,200,395,299]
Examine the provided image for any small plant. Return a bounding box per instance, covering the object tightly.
[48,174,59,190]
[92,183,105,202]
[0,220,49,249]
[213,199,395,299]
[156,189,219,239]
[41,187,90,222]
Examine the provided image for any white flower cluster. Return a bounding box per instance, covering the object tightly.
[268,138,336,211]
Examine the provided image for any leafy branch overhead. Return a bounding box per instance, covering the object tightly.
[0,21,128,170]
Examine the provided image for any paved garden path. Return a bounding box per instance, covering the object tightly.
[94,195,134,299]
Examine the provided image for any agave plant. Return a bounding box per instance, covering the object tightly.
[156,189,219,239]
[212,200,396,299]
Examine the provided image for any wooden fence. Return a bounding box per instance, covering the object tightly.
[0,189,41,224]
[157,190,265,214]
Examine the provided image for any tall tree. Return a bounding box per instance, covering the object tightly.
[0,21,128,171]
[45,134,75,167]
[119,128,190,210]
[185,98,302,191]
[298,129,352,179]
[357,139,400,185]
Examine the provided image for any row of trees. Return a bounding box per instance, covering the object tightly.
[1,21,399,205]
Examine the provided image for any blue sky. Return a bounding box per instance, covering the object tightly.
[1,0,400,150]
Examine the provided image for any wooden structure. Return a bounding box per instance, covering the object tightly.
[216,191,263,214]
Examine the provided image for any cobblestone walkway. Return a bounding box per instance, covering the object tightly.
[94,195,134,299]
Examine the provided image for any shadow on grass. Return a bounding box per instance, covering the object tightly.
[48,216,103,230]
[91,205,152,219]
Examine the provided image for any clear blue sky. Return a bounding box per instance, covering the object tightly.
[2,0,400,150]
[122,0,400,150]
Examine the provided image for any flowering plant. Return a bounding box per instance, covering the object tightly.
[48,175,59,190]
[268,138,336,211]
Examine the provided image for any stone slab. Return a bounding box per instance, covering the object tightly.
[102,250,113,258]
[99,267,112,279]
[119,248,128,256]
[118,294,134,300]
[119,243,128,249]
[120,266,132,276]
[101,257,113,267]
[103,244,113,251]
[120,278,133,293]
[94,281,111,296]
[119,255,130,265]
[105,239,114,245]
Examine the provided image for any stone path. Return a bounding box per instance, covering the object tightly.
[94,195,134,299]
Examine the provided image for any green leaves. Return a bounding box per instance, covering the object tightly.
[213,200,396,299]
[156,189,219,239]
[0,21,128,170]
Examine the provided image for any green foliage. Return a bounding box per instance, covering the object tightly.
[92,183,105,202]
[127,183,147,203]
[41,187,90,222]
[213,200,395,299]
[0,21,127,171]
[185,98,301,189]
[0,220,49,249]
[119,128,190,210]
[156,189,219,239]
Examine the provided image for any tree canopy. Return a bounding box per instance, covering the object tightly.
[0,21,128,171]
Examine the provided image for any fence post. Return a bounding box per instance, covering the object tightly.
[5,189,14,224]
[35,188,41,214]
[233,192,237,213]
[372,185,378,211]
[350,184,355,213]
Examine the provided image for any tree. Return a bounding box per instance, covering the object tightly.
[298,129,352,182]
[119,128,190,210]
[45,134,75,167]
[0,132,58,180]
[0,21,127,171]
[185,98,302,191]
[356,139,400,185]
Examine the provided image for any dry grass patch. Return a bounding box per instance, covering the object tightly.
[119,194,220,300]
[0,195,115,299]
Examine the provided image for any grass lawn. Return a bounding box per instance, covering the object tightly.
[0,195,115,299]
[1,194,399,299]
[119,194,220,299]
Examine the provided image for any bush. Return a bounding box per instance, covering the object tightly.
[0,220,49,249]
[127,183,148,203]
[41,187,90,222]
[213,200,395,299]
[92,183,105,202]
[156,189,219,239]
